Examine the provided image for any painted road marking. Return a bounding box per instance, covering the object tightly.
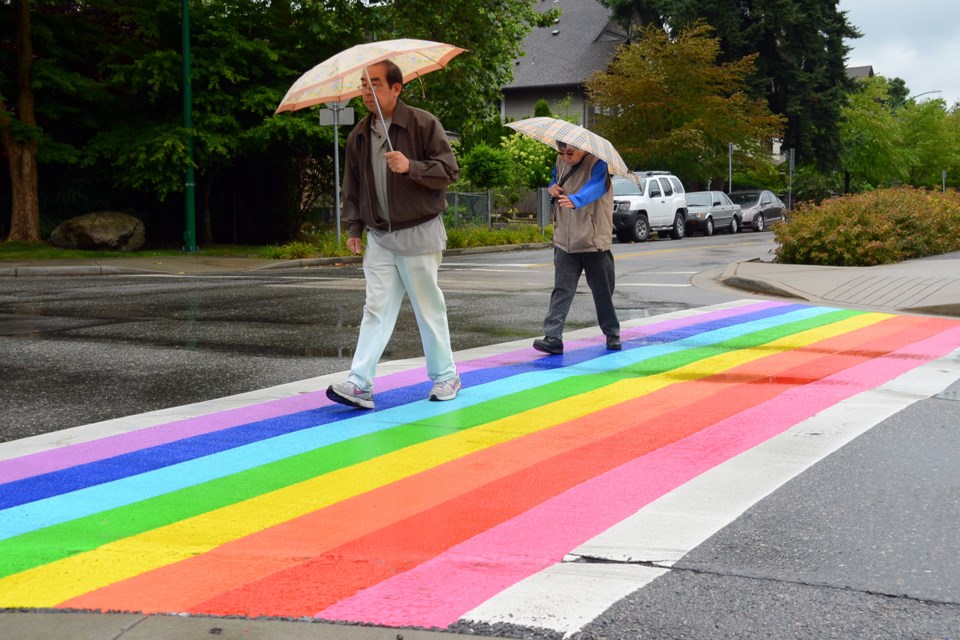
[1,301,958,636]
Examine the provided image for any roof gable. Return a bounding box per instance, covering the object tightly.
[506,0,627,90]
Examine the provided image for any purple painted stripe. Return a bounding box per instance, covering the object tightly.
[0,301,782,483]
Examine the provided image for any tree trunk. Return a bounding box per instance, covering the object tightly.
[0,0,42,243]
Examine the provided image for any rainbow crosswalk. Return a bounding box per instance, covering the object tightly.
[2,300,960,635]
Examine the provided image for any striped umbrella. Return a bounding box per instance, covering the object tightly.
[275,39,465,114]
[506,116,630,176]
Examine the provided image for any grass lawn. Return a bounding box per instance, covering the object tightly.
[0,241,271,261]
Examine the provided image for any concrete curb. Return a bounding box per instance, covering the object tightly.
[718,260,806,301]
[1,243,555,277]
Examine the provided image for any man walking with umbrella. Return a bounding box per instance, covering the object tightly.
[532,140,621,355]
[326,59,461,409]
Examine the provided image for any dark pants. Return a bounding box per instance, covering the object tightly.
[543,247,620,339]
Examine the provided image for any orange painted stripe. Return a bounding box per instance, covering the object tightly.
[68,315,940,617]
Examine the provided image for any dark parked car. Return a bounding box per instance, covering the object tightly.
[728,189,786,232]
[685,191,742,236]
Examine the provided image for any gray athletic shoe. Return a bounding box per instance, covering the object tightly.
[429,375,461,402]
[326,381,374,410]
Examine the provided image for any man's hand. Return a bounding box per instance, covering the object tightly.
[347,236,363,255]
[548,184,564,198]
[385,151,410,174]
[557,195,576,209]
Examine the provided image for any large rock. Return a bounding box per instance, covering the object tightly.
[50,211,146,251]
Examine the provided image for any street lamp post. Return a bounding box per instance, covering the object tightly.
[892,90,942,110]
[181,0,198,252]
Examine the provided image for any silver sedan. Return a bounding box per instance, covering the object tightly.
[685,191,742,236]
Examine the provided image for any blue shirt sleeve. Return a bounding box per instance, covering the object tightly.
[548,164,558,188]
[568,160,609,208]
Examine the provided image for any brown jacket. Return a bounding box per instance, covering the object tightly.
[341,100,459,237]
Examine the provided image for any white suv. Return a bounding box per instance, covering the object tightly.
[611,171,688,242]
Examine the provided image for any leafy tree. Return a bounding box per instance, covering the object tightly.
[608,0,859,173]
[839,75,903,192]
[0,0,40,241]
[461,143,511,190]
[900,97,957,189]
[372,0,557,136]
[598,0,666,32]
[533,99,551,118]
[885,77,909,109]
[1,0,556,243]
[586,22,784,188]
[840,75,959,193]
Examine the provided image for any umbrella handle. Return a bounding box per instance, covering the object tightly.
[364,67,395,153]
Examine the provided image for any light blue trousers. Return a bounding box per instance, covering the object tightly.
[347,232,457,392]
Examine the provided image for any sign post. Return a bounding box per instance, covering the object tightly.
[319,102,355,246]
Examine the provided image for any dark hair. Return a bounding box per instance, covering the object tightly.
[556,141,567,151]
[379,59,404,89]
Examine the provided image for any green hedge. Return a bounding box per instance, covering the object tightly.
[774,188,960,266]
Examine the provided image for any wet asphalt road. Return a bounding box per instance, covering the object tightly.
[0,234,767,442]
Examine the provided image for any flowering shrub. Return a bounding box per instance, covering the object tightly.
[774,187,960,266]
[500,132,556,190]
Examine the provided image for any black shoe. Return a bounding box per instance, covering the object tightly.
[533,336,564,355]
[606,334,622,350]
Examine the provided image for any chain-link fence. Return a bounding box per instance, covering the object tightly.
[445,191,491,227]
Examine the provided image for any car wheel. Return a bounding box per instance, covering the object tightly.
[754,214,764,232]
[703,218,714,237]
[729,216,739,234]
[630,215,650,242]
[669,213,685,240]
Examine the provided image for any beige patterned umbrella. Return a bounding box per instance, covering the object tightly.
[275,38,465,114]
[506,117,630,176]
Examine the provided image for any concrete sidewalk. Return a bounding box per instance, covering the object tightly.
[719,254,960,317]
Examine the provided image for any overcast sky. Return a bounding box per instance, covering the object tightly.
[839,0,960,108]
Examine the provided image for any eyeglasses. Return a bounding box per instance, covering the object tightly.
[560,150,577,157]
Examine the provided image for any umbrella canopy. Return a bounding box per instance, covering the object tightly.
[276,38,465,114]
[505,117,630,177]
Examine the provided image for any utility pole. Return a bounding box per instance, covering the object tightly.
[728,143,733,193]
[182,0,197,252]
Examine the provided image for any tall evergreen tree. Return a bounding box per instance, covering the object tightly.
[601,0,860,173]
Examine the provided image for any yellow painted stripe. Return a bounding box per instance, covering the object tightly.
[0,313,889,606]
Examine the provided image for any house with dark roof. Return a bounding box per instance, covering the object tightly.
[501,0,627,125]
[846,65,875,81]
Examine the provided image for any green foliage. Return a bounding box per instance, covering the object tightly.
[660,0,859,173]
[839,75,960,194]
[260,241,315,259]
[2,0,553,243]
[587,22,783,185]
[790,165,842,204]
[446,223,550,248]
[500,132,555,190]
[774,188,960,266]
[533,99,552,118]
[461,143,513,190]
[373,0,555,134]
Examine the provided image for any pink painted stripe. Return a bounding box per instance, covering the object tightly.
[316,324,960,628]
[0,302,779,483]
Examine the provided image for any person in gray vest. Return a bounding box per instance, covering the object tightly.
[533,140,621,355]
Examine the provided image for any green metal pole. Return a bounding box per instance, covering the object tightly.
[182,0,198,252]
